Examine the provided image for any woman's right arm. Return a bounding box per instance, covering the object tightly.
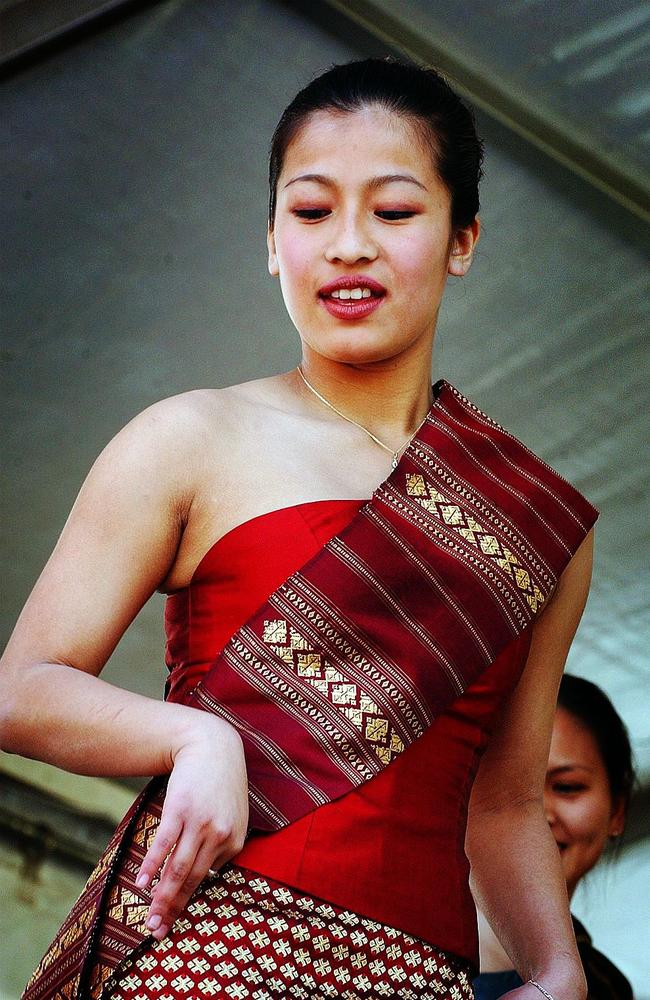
[0,396,249,939]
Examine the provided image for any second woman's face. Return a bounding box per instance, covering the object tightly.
[545,707,625,898]
[268,105,476,367]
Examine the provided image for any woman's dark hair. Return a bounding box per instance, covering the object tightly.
[268,57,484,231]
[558,674,636,815]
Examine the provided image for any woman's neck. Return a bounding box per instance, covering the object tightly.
[296,351,435,445]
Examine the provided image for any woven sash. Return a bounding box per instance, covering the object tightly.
[188,381,598,830]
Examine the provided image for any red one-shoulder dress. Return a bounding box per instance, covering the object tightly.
[89,500,530,1000]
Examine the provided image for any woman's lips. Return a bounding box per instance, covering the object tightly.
[318,275,386,322]
[320,295,385,320]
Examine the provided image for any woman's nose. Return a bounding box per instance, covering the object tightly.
[325,213,378,265]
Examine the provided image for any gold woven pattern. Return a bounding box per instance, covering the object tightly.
[262,619,405,765]
[102,865,473,1000]
[405,473,546,613]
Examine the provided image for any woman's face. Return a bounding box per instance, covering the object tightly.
[545,707,625,898]
[268,105,478,367]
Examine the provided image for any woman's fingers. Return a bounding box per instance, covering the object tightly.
[146,837,222,939]
[140,805,243,938]
[132,721,250,940]
[136,811,183,892]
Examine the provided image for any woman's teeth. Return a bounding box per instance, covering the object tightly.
[331,288,373,300]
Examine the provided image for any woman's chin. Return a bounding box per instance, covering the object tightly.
[300,332,414,368]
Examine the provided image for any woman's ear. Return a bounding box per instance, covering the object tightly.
[267,227,279,276]
[448,218,481,277]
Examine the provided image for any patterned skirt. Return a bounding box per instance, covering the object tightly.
[93,864,474,1000]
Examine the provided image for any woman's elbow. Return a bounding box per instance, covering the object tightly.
[0,656,43,754]
[0,671,21,753]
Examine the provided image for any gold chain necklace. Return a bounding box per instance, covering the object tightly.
[297,366,429,470]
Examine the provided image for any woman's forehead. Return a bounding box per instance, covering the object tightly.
[549,707,605,770]
[280,106,438,183]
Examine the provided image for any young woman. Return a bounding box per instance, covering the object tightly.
[2,60,598,1000]
[473,675,635,999]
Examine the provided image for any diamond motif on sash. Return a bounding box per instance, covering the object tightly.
[133,808,158,849]
[406,474,545,612]
[262,619,405,764]
[262,619,287,644]
[107,886,149,932]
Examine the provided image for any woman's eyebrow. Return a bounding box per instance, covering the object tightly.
[283,172,428,191]
[548,764,595,776]
[368,173,428,192]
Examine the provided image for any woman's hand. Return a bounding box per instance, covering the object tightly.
[136,716,249,940]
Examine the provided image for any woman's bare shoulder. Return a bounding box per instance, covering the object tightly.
[105,386,249,465]
[101,377,292,501]
[126,376,290,439]
[122,387,233,437]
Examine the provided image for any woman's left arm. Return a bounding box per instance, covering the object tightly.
[467,528,595,1000]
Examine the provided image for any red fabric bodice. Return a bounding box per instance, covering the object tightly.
[165,500,531,968]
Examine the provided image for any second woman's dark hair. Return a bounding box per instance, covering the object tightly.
[268,58,484,231]
[558,673,635,814]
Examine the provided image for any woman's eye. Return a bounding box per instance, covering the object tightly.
[292,208,415,221]
[375,210,416,220]
[293,208,330,220]
[554,783,587,794]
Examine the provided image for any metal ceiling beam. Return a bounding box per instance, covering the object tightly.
[314,0,650,224]
[0,0,165,69]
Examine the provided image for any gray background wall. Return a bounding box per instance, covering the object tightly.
[1,1,649,997]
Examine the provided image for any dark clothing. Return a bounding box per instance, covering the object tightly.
[573,915,634,999]
[472,970,521,999]
[473,915,634,999]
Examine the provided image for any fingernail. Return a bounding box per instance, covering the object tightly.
[146,913,162,931]
[136,873,149,889]
[152,924,168,940]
